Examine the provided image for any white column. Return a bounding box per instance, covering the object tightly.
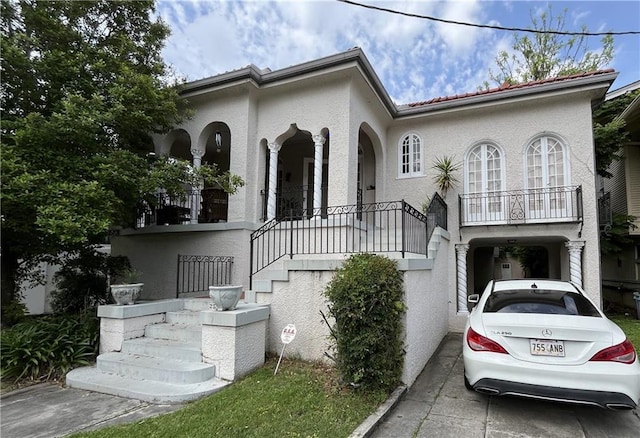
[456,244,470,314]
[565,241,585,288]
[267,142,281,221]
[190,148,205,224]
[312,134,326,214]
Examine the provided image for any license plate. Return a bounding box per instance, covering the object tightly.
[530,339,565,357]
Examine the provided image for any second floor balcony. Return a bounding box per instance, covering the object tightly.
[459,185,583,227]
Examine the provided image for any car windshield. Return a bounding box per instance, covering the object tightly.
[483,289,601,316]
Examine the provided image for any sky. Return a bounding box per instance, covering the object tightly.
[156,0,640,104]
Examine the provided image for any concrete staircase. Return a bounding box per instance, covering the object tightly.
[66,299,229,404]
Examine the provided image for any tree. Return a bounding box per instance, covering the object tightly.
[0,0,242,320]
[592,89,638,178]
[484,5,614,87]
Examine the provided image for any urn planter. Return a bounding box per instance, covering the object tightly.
[110,283,143,305]
[209,285,243,311]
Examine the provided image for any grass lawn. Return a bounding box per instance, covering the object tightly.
[69,358,387,438]
[609,314,640,350]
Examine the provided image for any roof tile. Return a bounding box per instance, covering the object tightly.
[406,69,616,108]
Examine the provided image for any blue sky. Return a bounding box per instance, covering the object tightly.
[156,0,639,103]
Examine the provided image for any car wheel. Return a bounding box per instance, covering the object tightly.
[464,373,473,391]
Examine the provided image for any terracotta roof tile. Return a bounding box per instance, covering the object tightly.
[406,69,616,108]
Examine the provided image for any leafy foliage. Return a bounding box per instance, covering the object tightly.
[0,0,244,314]
[323,253,405,391]
[593,89,638,178]
[50,249,130,314]
[600,213,638,256]
[484,5,614,87]
[0,312,99,382]
[431,155,460,199]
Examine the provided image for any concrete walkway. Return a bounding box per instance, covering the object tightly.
[2,332,639,437]
[369,333,640,438]
[0,384,181,438]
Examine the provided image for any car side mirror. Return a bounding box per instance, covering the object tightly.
[468,294,479,304]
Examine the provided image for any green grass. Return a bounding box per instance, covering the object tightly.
[609,314,640,351]
[69,358,387,438]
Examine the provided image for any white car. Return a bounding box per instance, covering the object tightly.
[463,279,640,410]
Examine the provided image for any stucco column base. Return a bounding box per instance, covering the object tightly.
[201,304,270,381]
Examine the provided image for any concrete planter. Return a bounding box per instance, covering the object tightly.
[209,285,242,311]
[110,283,143,305]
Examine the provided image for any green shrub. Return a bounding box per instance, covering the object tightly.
[324,253,406,391]
[0,311,99,382]
[50,249,130,314]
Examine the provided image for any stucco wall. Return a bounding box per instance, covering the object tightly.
[111,226,254,300]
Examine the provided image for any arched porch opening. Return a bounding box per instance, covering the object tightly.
[198,122,232,223]
[265,125,330,220]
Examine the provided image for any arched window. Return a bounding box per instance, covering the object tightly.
[398,133,422,178]
[525,135,567,190]
[463,142,505,223]
[524,134,571,219]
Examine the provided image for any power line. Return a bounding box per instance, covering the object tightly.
[337,0,640,36]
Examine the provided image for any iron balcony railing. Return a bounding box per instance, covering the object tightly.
[135,189,229,228]
[459,185,583,227]
[598,191,612,231]
[176,254,233,297]
[250,196,447,289]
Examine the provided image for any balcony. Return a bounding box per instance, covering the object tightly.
[136,188,228,228]
[459,185,583,227]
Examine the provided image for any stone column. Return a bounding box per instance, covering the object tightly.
[267,142,281,221]
[565,240,585,288]
[456,244,470,314]
[190,148,205,224]
[312,134,326,214]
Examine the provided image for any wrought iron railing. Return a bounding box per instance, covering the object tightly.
[427,192,448,230]
[598,191,612,231]
[260,185,329,221]
[250,199,446,288]
[459,185,583,226]
[135,189,229,227]
[176,254,234,297]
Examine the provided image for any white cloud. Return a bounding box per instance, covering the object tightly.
[156,0,639,102]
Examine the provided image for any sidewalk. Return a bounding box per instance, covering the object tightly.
[0,383,181,438]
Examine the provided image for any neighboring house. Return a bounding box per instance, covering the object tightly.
[110,48,615,382]
[599,80,640,308]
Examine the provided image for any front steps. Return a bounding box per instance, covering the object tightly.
[66,302,229,404]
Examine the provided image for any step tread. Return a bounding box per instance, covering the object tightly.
[66,366,229,404]
[98,352,211,372]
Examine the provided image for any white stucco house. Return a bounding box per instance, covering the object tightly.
[109,48,616,386]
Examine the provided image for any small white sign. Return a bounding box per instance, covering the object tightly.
[280,324,297,344]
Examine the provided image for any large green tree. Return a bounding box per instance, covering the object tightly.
[0,0,239,317]
[484,5,614,87]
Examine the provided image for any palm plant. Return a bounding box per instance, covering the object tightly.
[432,155,461,198]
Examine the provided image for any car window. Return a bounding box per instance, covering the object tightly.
[483,289,601,316]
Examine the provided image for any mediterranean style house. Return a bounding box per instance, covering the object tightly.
[107,48,616,385]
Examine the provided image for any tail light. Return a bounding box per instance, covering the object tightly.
[590,339,636,364]
[467,327,508,354]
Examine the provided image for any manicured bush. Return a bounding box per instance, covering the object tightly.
[0,311,99,382]
[323,253,406,391]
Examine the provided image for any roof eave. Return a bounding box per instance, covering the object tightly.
[396,72,618,117]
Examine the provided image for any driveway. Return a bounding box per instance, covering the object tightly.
[370,333,640,438]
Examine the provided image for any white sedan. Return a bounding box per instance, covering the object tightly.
[463,279,640,410]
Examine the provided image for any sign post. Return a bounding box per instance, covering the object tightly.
[274,324,297,375]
